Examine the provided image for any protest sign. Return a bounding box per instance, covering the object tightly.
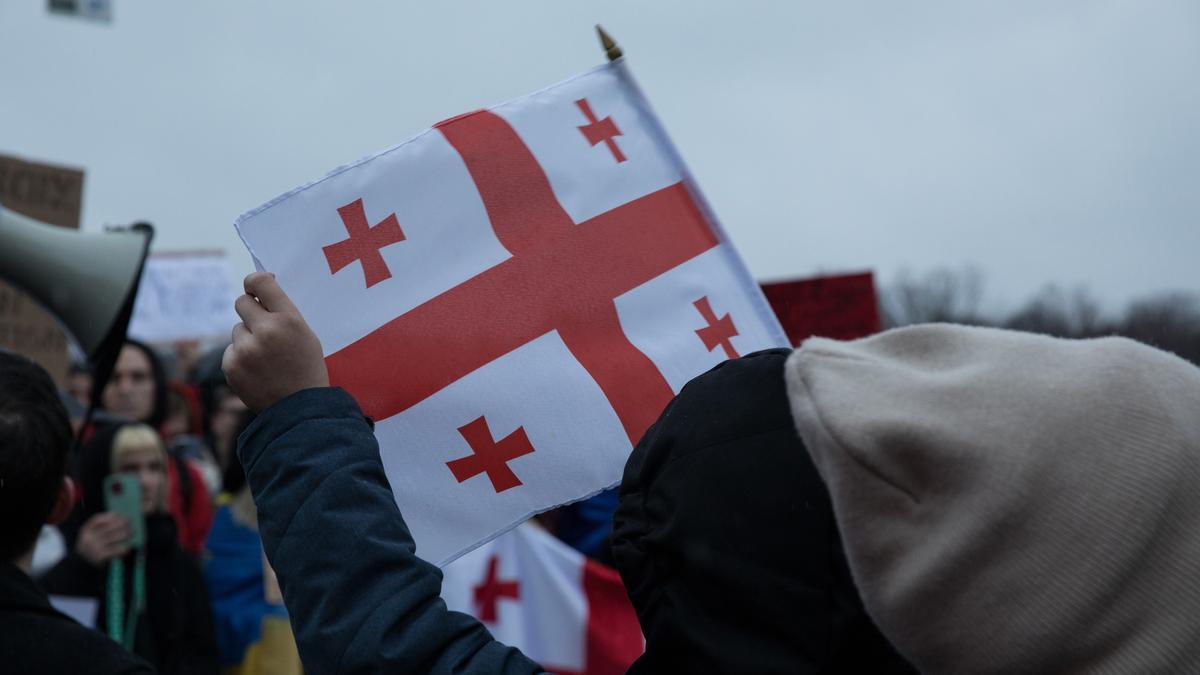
[760,271,881,346]
[0,153,84,385]
[442,523,642,675]
[128,251,239,343]
[236,60,788,564]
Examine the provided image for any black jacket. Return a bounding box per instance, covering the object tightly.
[0,561,153,674]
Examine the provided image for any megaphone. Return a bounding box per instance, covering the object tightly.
[0,203,153,403]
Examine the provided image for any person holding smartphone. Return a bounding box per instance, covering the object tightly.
[40,422,219,675]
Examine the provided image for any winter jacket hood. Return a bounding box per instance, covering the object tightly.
[785,324,1200,673]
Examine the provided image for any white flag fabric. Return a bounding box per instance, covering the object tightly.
[235,60,788,565]
[441,523,642,675]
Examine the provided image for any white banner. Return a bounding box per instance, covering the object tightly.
[128,251,239,343]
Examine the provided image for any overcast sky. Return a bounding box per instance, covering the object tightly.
[2,1,1197,317]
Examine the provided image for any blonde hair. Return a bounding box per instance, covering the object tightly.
[111,423,168,510]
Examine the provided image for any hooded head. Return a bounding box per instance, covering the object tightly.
[612,349,913,674]
[785,324,1200,673]
[101,340,168,429]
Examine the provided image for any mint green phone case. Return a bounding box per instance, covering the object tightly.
[103,474,145,549]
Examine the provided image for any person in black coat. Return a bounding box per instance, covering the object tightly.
[0,351,153,674]
[41,421,219,675]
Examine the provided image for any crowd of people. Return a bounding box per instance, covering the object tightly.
[3,294,624,674]
[5,335,301,674]
[3,271,1200,674]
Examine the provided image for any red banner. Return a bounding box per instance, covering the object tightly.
[760,272,881,346]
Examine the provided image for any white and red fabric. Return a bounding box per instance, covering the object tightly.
[235,60,788,565]
[441,523,642,675]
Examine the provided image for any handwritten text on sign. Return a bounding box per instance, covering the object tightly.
[128,252,239,343]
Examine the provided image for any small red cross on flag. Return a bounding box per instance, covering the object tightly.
[576,98,627,163]
[323,198,406,288]
[235,60,788,565]
[693,295,740,359]
[448,417,535,493]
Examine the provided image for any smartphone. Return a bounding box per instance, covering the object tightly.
[103,474,145,549]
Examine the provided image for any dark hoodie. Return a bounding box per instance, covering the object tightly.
[612,349,914,673]
[39,422,219,675]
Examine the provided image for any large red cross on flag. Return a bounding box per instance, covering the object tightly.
[235,60,787,565]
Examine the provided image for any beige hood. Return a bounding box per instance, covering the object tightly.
[785,324,1200,674]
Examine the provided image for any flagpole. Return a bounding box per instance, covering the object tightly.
[596,25,623,61]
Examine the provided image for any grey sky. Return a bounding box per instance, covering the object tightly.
[2,1,1197,317]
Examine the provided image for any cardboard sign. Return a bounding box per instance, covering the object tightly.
[128,251,239,343]
[0,153,84,385]
[760,272,882,346]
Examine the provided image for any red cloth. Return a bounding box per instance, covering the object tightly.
[167,457,213,557]
[166,380,205,437]
[760,271,882,346]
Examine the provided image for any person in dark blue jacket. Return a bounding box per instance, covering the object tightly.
[223,272,911,674]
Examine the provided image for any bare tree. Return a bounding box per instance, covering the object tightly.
[1116,292,1200,365]
[881,266,985,327]
[878,268,1198,366]
[1005,285,1107,338]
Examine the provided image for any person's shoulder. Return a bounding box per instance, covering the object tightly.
[683,347,793,392]
[0,606,154,674]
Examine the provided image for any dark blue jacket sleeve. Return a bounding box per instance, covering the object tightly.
[237,387,544,675]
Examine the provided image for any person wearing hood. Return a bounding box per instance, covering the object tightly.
[40,422,220,675]
[99,340,214,557]
[782,324,1200,672]
[222,273,912,673]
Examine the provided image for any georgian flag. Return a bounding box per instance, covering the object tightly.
[235,59,788,565]
[441,523,642,675]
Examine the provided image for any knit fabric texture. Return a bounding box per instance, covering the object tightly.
[784,323,1200,674]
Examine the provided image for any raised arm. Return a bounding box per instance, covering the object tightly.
[225,272,543,675]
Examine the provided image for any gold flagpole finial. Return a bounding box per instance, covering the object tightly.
[596,25,623,61]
